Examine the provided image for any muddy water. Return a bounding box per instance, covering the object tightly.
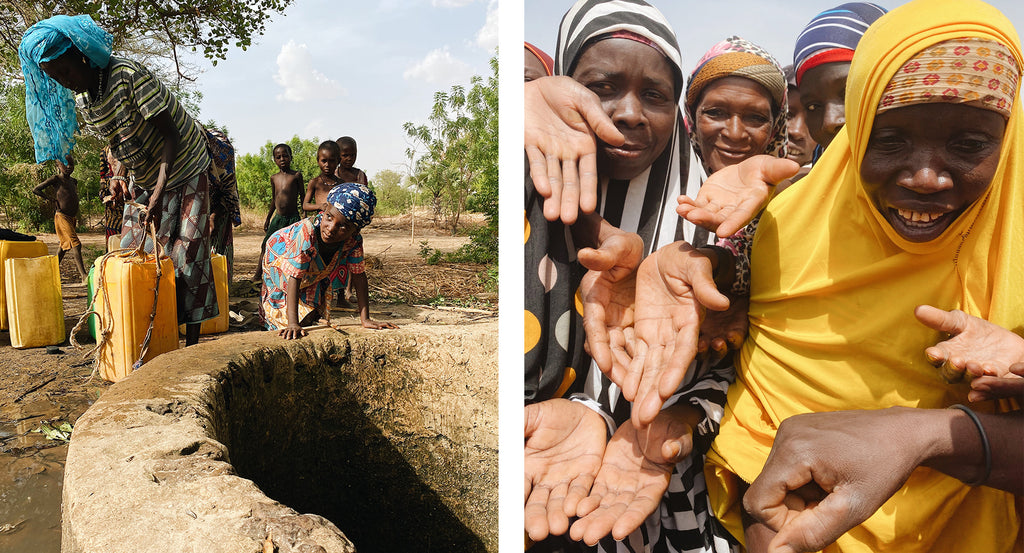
[0,347,110,553]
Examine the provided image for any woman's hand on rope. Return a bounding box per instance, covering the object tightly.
[678,156,799,237]
[629,242,729,428]
[525,399,607,542]
[580,230,645,389]
[525,76,624,224]
[570,402,698,544]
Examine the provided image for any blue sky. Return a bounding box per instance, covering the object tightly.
[526,0,1024,78]
[187,0,498,177]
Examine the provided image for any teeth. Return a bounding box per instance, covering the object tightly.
[897,209,944,223]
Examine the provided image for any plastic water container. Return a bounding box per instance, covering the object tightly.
[4,255,64,349]
[0,240,49,330]
[92,252,179,382]
[179,253,228,335]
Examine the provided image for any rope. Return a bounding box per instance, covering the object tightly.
[70,201,164,378]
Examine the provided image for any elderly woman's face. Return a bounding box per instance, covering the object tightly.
[860,103,1005,242]
[694,76,775,174]
[571,38,677,180]
[39,50,94,93]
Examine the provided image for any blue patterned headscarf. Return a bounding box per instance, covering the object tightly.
[325,183,376,229]
[19,15,113,164]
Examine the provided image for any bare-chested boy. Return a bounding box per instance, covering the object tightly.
[33,163,87,283]
[255,144,305,281]
[333,136,368,185]
[301,140,343,213]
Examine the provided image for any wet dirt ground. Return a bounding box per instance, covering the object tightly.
[0,218,492,552]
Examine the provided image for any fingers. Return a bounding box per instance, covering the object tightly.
[968,374,1024,402]
[578,152,599,214]
[577,247,615,272]
[757,156,801,185]
[580,98,624,147]
[526,145,550,198]
[560,159,581,224]
[690,262,730,312]
[543,153,564,222]
[767,492,859,553]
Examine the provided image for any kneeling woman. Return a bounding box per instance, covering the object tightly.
[260,183,395,339]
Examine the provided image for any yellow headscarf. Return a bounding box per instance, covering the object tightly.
[707,0,1023,550]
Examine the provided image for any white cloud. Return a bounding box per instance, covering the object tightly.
[475,0,498,51]
[403,47,472,85]
[432,0,476,7]
[273,40,345,102]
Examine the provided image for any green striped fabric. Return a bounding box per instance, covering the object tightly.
[77,58,209,191]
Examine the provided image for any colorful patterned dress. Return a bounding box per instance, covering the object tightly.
[260,216,364,330]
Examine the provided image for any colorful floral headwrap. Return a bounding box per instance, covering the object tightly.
[19,15,112,164]
[878,37,1018,118]
[793,2,887,86]
[325,183,376,229]
[684,36,789,170]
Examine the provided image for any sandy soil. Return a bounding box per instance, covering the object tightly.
[0,214,496,552]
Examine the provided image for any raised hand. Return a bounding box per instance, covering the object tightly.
[628,242,729,427]
[915,304,1024,383]
[580,230,644,389]
[569,403,698,545]
[525,76,625,224]
[525,399,608,542]
[677,155,799,237]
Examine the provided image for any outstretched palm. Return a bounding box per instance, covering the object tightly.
[525,399,608,541]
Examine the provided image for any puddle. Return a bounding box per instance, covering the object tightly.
[0,446,65,553]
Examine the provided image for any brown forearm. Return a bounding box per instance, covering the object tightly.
[285,276,302,326]
[353,272,370,322]
[920,407,1024,494]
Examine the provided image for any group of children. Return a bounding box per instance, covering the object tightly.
[34,135,394,340]
[258,136,396,338]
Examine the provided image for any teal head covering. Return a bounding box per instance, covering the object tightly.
[325,183,376,229]
[19,15,112,164]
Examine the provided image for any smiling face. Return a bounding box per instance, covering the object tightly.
[318,205,359,244]
[860,103,1005,242]
[693,76,774,173]
[570,38,677,180]
[799,62,850,149]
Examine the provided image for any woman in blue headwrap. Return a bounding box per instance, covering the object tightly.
[260,182,396,339]
[19,14,216,346]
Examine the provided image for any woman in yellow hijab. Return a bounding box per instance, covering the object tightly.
[705,0,1023,551]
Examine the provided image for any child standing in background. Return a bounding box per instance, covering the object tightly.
[33,162,87,283]
[260,182,397,338]
[301,140,343,213]
[255,143,305,281]
[334,136,368,185]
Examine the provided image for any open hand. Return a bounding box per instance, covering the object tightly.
[678,156,799,237]
[580,231,644,388]
[569,404,697,544]
[362,319,398,330]
[278,322,307,340]
[525,76,625,224]
[525,399,607,541]
[629,242,729,428]
[915,304,1024,383]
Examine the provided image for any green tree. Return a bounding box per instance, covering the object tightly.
[370,169,416,216]
[235,135,322,211]
[403,55,498,242]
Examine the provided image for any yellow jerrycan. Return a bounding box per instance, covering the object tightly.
[179,253,228,335]
[91,251,179,382]
[0,240,49,330]
[4,255,65,349]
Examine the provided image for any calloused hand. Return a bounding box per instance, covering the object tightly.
[678,156,799,237]
[915,304,1024,383]
[525,399,607,542]
[698,293,749,357]
[580,231,644,388]
[569,403,697,544]
[969,362,1024,402]
[628,242,729,428]
[743,409,922,553]
[525,76,625,224]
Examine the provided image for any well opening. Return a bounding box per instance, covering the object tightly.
[62,325,497,553]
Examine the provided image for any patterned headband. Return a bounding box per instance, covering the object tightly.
[325,182,376,229]
[878,38,1019,118]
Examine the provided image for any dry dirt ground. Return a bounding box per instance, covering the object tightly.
[0,213,495,552]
